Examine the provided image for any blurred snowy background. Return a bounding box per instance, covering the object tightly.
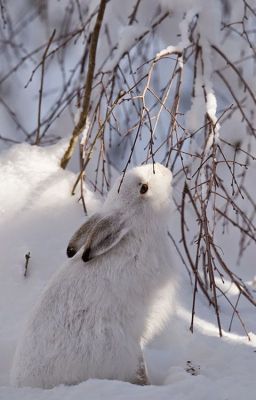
[0,0,256,399]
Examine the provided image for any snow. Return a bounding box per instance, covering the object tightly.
[0,142,256,399]
[156,45,182,60]
[206,91,218,125]
[156,8,197,61]
[103,25,146,72]
[205,89,220,152]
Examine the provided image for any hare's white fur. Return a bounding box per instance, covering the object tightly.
[11,163,177,388]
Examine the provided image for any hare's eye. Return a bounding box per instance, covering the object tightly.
[140,183,148,194]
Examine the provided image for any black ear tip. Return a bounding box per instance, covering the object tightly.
[67,246,76,258]
[82,248,91,263]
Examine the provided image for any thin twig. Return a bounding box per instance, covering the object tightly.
[24,252,31,277]
[35,29,56,145]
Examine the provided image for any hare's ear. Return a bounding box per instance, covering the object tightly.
[67,213,102,258]
[81,212,130,262]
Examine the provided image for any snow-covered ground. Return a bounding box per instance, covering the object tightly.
[0,142,255,400]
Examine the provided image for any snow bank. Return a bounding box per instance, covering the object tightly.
[0,142,255,399]
[0,141,100,385]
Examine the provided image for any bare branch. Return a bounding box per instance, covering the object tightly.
[60,0,107,169]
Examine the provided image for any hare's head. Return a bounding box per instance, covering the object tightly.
[67,163,172,262]
[104,163,173,215]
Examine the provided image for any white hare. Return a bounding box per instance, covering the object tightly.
[11,163,177,389]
